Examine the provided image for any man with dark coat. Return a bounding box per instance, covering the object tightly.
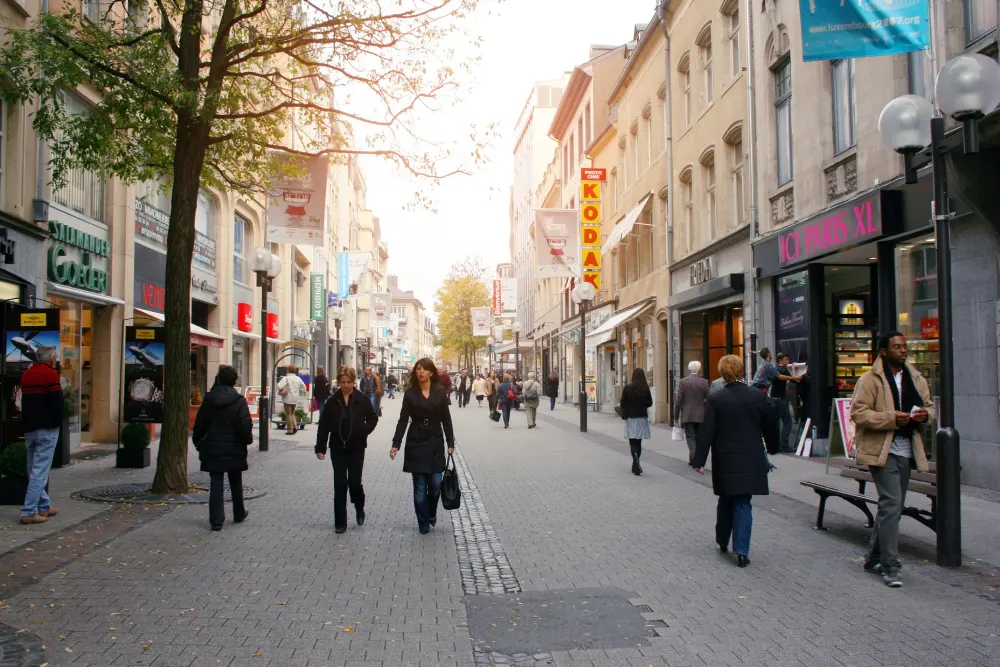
[545,371,559,410]
[193,365,253,531]
[456,370,471,408]
[674,360,710,466]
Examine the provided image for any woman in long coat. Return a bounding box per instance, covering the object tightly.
[316,366,379,533]
[545,371,559,411]
[485,370,499,412]
[619,368,653,475]
[391,358,456,534]
[193,365,253,531]
[693,355,779,568]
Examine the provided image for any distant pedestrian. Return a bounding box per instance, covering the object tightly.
[852,331,933,588]
[386,373,399,399]
[620,368,653,475]
[521,372,542,429]
[438,369,453,404]
[193,365,253,532]
[359,368,377,408]
[674,360,710,467]
[770,352,803,452]
[312,366,331,422]
[486,370,499,412]
[390,358,456,534]
[473,374,487,407]
[18,346,63,525]
[693,355,779,568]
[316,366,378,534]
[545,371,559,410]
[497,373,518,428]
[709,377,725,395]
[372,369,384,416]
[457,371,471,408]
[277,365,306,434]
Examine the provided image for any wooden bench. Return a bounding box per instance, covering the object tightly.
[802,460,938,532]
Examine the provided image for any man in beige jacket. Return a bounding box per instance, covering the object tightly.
[851,331,934,588]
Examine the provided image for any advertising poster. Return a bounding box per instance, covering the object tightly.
[585,375,597,404]
[3,309,61,430]
[371,293,392,328]
[470,306,491,337]
[244,386,262,420]
[829,397,857,458]
[266,155,329,246]
[798,0,930,62]
[124,326,165,423]
[534,209,580,279]
[492,278,517,318]
[338,251,370,300]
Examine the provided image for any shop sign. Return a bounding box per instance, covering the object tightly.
[310,273,325,321]
[580,180,602,202]
[778,196,880,268]
[47,220,111,294]
[920,316,939,339]
[266,313,279,339]
[237,302,253,332]
[689,256,714,287]
[581,168,607,182]
[583,271,601,291]
[139,282,166,311]
[581,202,601,224]
[582,226,600,247]
[134,198,216,270]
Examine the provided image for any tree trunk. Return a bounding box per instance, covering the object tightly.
[151,119,211,494]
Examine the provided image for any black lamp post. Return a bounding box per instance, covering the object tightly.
[512,320,522,378]
[251,246,282,452]
[878,53,1000,567]
[571,282,597,432]
[330,304,343,371]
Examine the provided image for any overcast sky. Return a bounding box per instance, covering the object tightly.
[358,0,658,317]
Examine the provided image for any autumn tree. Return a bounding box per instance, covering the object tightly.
[434,258,490,371]
[0,0,487,492]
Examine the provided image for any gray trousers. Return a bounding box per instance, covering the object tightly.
[525,402,538,426]
[868,453,911,568]
[684,423,701,462]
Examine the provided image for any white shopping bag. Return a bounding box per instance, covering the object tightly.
[672,426,684,441]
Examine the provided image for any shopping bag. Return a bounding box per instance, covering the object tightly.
[489,409,501,422]
[672,426,684,441]
[441,454,461,510]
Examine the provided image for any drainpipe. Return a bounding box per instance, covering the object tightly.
[36,0,50,204]
[743,0,760,381]
[657,0,675,424]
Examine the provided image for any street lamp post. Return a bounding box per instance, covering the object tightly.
[878,53,1000,568]
[330,304,343,372]
[571,282,597,432]
[486,336,495,375]
[512,321,522,378]
[250,246,282,452]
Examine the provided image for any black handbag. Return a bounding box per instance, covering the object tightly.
[441,453,461,511]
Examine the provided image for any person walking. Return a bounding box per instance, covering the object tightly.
[312,366,331,422]
[485,370,499,413]
[372,369,384,416]
[693,355,780,568]
[497,373,518,429]
[545,371,559,410]
[359,368,377,407]
[770,352,802,452]
[473,373,488,407]
[277,365,306,434]
[438,368,453,404]
[18,346,63,525]
[852,331,933,587]
[456,370,471,408]
[521,372,542,429]
[674,360,710,467]
[193,365,253,531]
[390,358,456,534]
[316,366,378,533]
[386,372,399,399]
[620,368,653,475]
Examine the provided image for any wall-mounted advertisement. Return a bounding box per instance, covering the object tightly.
[534,209,580,279]
[798,0,930,62]
[3,309,61,433]
[371,293,391,328]
[470,306,491,337]
[266,155,328,246]
[492,278,517,318]
[338,251,369,300]
[124,326,165,423]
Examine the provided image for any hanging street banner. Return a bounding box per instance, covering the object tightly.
[266,154,328,246]
[337,251,369,300]
[580,167,606,293]
[123,326,165,423]
[371,293,392,328]
[310,273,325,321]
[798,0,930,61]
[471,306,491,337]
[492,278,517,318]
[534,209,580,279]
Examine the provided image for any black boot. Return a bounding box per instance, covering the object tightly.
[630,444,642,475]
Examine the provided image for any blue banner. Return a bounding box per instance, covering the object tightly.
[337,251,350,300]
[328,292,342,309]
[799,0,929,62]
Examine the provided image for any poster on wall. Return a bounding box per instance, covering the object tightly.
[266,154,329,246]
[3,309,61,432]
[798,0,930,62]
[534,209,580,279]
[123,326,165,423]
[828,398,857,459]
[470,306,491,337]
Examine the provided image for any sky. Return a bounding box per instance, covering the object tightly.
[358,0,658,318]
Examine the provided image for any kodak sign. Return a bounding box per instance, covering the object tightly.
[579,167,607,292]
[582,225,600,247]
[581,202,601,224]
[583,271,601,291]
[580,181,602,202]
[582,248,601,270]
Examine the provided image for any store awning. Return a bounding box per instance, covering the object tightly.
[233,329,261,340]
[135,308,225,348]
[47,282,126,307]
[601,193,653,254]
[585,298,656,347]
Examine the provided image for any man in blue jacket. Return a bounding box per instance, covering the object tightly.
[18,346,64,525]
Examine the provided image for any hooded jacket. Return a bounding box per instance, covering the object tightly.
[193,385,253,473]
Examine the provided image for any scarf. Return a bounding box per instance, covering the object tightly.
[886,364,921,438]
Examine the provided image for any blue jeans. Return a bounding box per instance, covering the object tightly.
[500,403,511,426]
[549,396,556,410]
[773,398,793,450]
[21,428,59,517]
[412,472,442,530]
[367,392,376,408]
[388,387,395,398]
[716,495,753,556]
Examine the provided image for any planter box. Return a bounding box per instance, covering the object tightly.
[116,447,151,469]
[0,476,48,506]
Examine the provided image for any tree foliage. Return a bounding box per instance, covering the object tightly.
[0,0,488,492]
[434,258,490,369]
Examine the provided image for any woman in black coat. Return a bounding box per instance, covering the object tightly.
[390,358,456,534]
[620,368,654,475]
[316,366,378,533]
[312,366,331,420]
[545,371,559,411]
[193,365,253,532]
[693,355,779,568]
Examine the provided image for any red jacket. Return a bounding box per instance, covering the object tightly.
[438,372,452,395]
[20,362,64,432]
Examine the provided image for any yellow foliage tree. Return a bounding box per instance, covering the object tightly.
[434,259,490,371]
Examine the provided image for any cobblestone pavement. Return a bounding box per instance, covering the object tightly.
[0,400,998,666]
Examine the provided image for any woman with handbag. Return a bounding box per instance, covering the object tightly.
[521,372,542,429]
[312,366,331,422]
[485,370,499,412]
[619,368,653,475]
[390,357,456,534]
[316,366,378,534]
[496,373,518,429]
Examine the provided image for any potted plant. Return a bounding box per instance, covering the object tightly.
[117,423,152,469]
[188,387,203,430]
[294,407,309,430]
[0,440,34,505]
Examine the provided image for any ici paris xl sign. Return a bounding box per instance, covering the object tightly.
[778,194,881,267]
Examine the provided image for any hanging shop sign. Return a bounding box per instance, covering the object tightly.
[266,154,328,246]
[3,309,61,431]
[310,273,325,321]
[237,302,253,332]
[371,293,392,328]
[580,167,606,294]
[798,0,930,62]
[492,278,516,317]
[123,326,165,423]
[266,313,279,339]
[337,251,369,300]
[471,306,491,337]
[47,220,110,295]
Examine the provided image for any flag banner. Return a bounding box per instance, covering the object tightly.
[371,293,392,328]
[534,209,580,279]
[471,306,491,337]
[337,251,369,300]
[493,277,517,317]
[266,154,329,246]
[798,0,929,61]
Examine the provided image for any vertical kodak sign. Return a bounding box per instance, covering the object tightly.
[580,168,606,291]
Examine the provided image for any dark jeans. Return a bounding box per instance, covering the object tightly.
[549,396,556,410]
[412,472,442,530]
[209,471,245,528]
[868,453,911,569]
[500,402,511,426]
[773,398,793,450]
[716,495,753,556]
[463,389,471,407]
[683,422,701,462]
[330,448,366,528]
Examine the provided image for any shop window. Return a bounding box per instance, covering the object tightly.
[52,92,106,222]
[896,239,939,398]
[774,58,793,186]
[831,59,856,155]
[965,0,997,43]
[232,337,247,390]
[776,270,809,364]
[644,322,654,384]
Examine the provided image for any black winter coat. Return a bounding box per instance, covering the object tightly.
[544,377,559,399]
[312,375,331,406]
[315,389,378,454]
[619,383,653,419]
[392,385,456,474]
[193,385,253,473]
[693,381,779,497]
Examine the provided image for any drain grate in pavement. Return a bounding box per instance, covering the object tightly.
[74,481,266,504]
[449,448,521,595]
[0,622,45,667]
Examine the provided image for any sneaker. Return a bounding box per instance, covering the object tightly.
[19,514,48,525]
[863,557,885,576]
[882,567,903,588]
